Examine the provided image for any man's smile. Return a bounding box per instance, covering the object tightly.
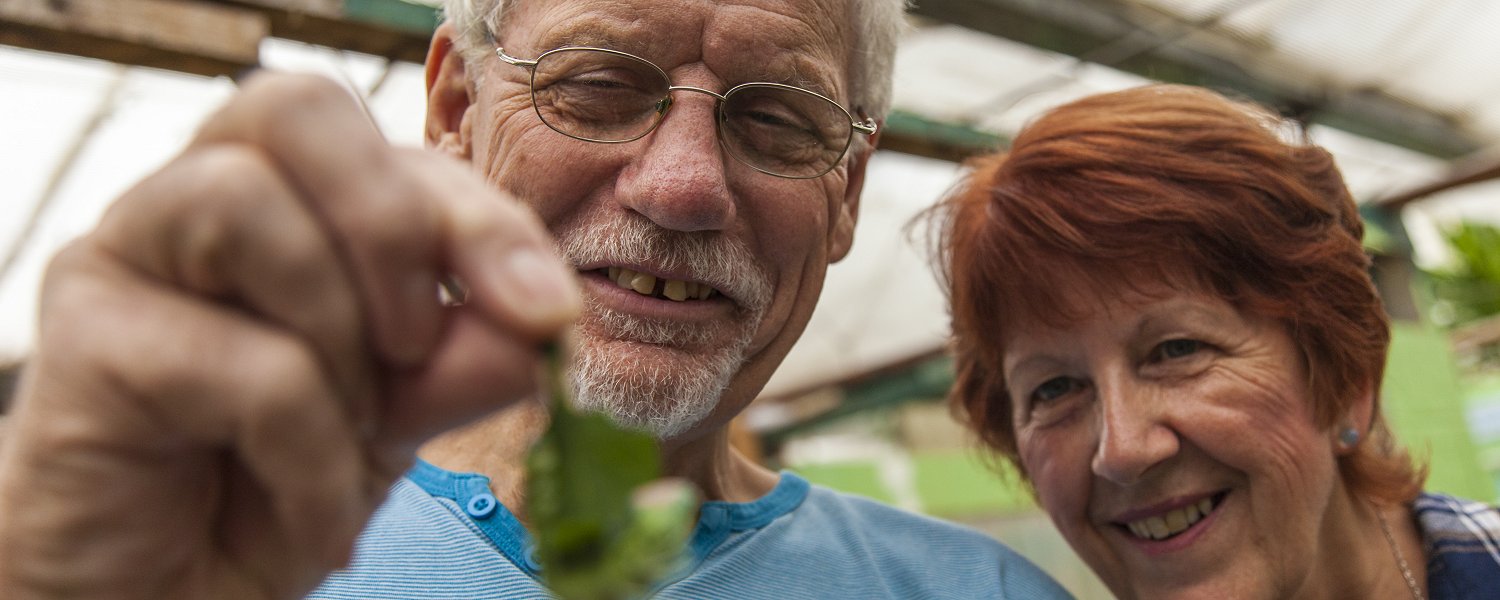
[597,266,722,302]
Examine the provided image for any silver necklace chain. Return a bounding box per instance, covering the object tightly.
[1374,505,1425,600]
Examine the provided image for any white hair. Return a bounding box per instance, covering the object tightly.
[440,0,906,119]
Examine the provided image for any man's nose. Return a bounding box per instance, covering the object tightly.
[1090,373,1180,485]
[615,92,736,232]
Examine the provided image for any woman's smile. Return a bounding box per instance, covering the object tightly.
[1112,490,1224,544]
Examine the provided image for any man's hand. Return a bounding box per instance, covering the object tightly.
[0,72,579,599]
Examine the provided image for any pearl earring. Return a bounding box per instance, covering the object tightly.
[1338,427,1360,448]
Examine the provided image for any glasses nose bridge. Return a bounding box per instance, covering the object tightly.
[666,85,729,103]
[649,85,730,140]
[658,85,727,121]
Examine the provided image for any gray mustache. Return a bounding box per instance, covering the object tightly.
[557,217,772,313]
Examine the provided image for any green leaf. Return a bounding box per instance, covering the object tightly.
[1423,221,1500,328]
[526,344,697,600]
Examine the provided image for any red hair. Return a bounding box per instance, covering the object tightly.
[932,84,1423,504]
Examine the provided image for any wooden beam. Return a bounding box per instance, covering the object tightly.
[211,0,436,64]
[1373,148,1500,211]
[0,0,267,77]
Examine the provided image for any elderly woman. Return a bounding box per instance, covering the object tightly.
[931,84,1500,599]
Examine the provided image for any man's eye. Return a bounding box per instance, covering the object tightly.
[1153,339,1203,361]
[733,104,814,133]
[1031,377,1083,404]
[556,75,646,94]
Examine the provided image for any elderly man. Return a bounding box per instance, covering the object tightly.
[0,0,1069,598]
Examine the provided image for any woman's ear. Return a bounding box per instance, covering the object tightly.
[1334,380,1378,454]
[424,22,475,159]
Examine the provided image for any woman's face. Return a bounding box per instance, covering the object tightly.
[1003,280,1345,599]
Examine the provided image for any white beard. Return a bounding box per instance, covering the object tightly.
[567,318,750,438]
[557,215,772,439]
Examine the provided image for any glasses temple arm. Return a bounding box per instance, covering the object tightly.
[496,48,539,68]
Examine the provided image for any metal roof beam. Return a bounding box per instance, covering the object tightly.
[909,0,1480,159]
[879,110,1007,163]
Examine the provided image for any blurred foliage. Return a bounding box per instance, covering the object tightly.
[1362,215,1397,254]
[1424,221,1500,328]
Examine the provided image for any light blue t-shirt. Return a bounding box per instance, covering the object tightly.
[310,460,1071,599]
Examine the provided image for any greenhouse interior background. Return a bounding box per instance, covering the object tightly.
[5,0,1500,596]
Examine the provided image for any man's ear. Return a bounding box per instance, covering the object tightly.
[829,127,879,263]
[425,22,475,159]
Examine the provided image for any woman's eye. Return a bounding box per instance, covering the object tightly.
[1031,376,1082,404]
[1153,339,1203,361]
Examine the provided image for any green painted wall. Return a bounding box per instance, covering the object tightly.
[911,452,1032,518]
[1383,322,1493,501]
[345,0,441,33]
[790,462,894,505]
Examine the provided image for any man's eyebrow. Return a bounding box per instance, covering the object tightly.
[756,60,838,99]
[533,26,651,56]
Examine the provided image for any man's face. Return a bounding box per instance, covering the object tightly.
[463,0,866,440]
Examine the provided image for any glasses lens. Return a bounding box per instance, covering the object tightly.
[530,49,671,142]
[719,84,852,178]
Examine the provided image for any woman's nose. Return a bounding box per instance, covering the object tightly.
[1090,376,1180,485]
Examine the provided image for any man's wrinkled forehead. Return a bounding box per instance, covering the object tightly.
[501,0,854,97]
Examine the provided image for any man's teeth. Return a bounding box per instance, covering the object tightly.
[629,272,654,295]
[1125,497,1216,541]
[606,267,717,302]
[663,280,688,301]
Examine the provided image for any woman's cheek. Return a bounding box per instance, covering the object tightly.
[1021,429,1087,516]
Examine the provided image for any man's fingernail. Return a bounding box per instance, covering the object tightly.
[488,248,580,325]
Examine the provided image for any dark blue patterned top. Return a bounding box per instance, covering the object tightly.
[1416,492,1500,600]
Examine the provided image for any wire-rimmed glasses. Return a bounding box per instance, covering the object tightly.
[497,46,877,179]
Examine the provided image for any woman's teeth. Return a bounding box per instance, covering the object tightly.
[1125,497,1216,541]
[606,267,716,302]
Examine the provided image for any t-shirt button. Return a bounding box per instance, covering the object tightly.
[466,493,498,519]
